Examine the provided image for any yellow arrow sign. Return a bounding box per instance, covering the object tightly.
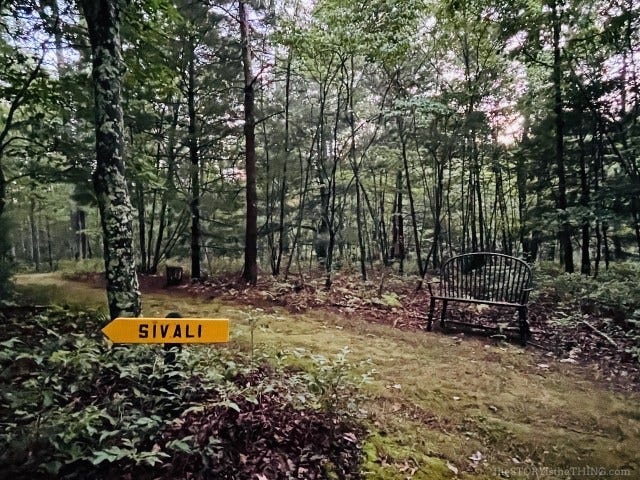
[101,318,229,344]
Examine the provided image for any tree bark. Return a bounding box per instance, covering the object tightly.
[275,57,292,276]
[136,182,147,272]
[578,124,591,275]
[80,0,141,319]
[77,209,89,259]
[0,166,5,220]
[46,215,54,271]
[391,169,405,274]
[240,1,258,285]
[552,0,574,273]
[187,43,201,280]
[29,196,40,272]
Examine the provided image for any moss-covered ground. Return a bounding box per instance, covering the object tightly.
[14,273,639,479]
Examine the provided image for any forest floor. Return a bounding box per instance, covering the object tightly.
[12,271,640,479]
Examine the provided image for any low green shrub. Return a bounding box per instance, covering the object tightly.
[0,308,367,478]
[57,258,106,280]
[535,260,640,316]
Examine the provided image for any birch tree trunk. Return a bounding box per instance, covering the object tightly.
[80,0,141,319]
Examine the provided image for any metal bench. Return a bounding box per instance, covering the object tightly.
[427,252,533,345]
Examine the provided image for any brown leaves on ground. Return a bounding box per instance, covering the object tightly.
[154,394,364,480]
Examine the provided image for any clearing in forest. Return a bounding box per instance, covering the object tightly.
[9,273,640,480]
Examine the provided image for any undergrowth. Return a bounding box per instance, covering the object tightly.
[57,259,106,280]
[0,307,367,479]
[534,260,640,361]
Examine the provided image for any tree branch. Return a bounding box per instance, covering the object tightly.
[0,45,46,154]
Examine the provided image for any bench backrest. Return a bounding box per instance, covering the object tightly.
[439,252,532,305]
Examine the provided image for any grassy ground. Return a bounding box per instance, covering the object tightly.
[14,273,639,479]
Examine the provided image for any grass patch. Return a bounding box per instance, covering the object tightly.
[13,273,640,479]
[14,273,108,312]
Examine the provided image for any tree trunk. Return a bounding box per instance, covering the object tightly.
[552,0,574,273]
[284,143,313,279]
[29,197,40,272]
[431,152,445,268]
[379,186,390,266]
[240,1,258,285]
[348,58,366,281]
[593,125,602,278]
[602,222,610,269]
[632,200,640,255]
[391,170,405,274]
[187,42,201,280]
[275,57,292,276]
[472,134,485,251]
[324,76,345,289]
[0,168,5,220]
[151,103,180,273]
[78,210,89,259]
[578,124,591,275]
[136,182,147,272]
[594,221,602,278]
[46,215,54,271]
[398,119,423,277]
[80,0,141,320]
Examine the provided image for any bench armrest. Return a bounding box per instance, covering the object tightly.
[427,279,440,295]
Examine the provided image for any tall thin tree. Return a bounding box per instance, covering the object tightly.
[239,1,258,284]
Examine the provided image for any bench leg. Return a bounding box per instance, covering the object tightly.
[518,306,529,346]
[427,297,436,331]
[440,300,449,329]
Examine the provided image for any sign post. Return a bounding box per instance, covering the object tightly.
[101,317,229,344]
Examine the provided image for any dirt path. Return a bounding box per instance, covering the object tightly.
[15,273,640,479]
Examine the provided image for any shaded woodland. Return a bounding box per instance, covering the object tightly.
[1,0,638,296]
[2,2,640,477]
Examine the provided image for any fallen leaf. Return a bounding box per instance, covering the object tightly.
[469,451,483,462]
[343,433,358,443]
[560,358,578,364]
[447,462,459,474]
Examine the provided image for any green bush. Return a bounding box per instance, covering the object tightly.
[57,258,105,280]
[535,260,640,312]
